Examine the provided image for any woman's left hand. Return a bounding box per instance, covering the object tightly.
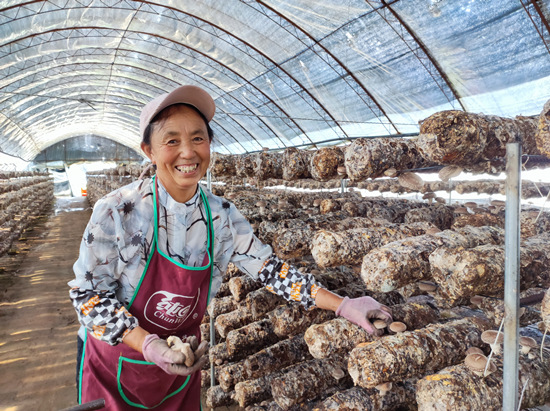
[336,296,393,336]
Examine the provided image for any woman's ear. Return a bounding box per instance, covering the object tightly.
[141,142,154,163]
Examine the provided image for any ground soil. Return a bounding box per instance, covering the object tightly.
[0,197,89,410]
[0,197,239,411]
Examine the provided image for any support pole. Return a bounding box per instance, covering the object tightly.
[503,142,521,410]
[206,169,216,390]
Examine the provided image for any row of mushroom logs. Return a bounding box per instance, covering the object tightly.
[85,164,155,206]
[0,172,53,258]
[210,100,550,190]
[198,180,550,409]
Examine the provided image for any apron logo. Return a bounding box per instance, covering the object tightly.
[144,290,200,330]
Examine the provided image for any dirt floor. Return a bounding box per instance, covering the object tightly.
[0,197,90,410]
[0,197,239,411]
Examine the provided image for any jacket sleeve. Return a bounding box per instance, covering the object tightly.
[225,202,321,310]
[68,198,139,345]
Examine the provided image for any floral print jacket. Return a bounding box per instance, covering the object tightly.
[69,178,320,345]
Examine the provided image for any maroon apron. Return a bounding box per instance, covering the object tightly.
[80,178,214,410]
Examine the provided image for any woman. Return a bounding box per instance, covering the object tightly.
[69,85,392,410]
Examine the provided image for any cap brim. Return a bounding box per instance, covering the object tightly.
[140,85,215,139]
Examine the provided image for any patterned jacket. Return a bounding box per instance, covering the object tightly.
[69,177,320,345]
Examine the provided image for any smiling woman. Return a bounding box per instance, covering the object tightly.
[69,84,392,411]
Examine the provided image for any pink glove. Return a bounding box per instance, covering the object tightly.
[142,334,208,375]
[336,296,393,336]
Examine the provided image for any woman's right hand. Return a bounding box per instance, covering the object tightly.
[142,334,209,375]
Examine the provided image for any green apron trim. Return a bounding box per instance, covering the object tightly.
[127,176,215,309]
[116,356,191,409]
[78,332,87,404]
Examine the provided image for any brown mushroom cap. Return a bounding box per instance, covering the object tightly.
[466,347,485,356]
[481,330,504,345]
[337,166,347,176]
[464,353,496,376]
[519,336,537,350]
[454,206,469,215]
[490,199,505,207]
[373,319,388,330]
[464,201,478,208]
[435,197,447,204]
[255,200,267,207]
[438,165,463,182]
[470,295,484,306]
[375,382,392,393]
[330,366,346,380]
[389,321,407,333]
[422,192,437,200]
[464,353,487,372]
[398,172,424,191]
[418,281,437,292]
[384,168,398,178]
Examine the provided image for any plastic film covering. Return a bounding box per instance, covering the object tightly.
[0,0,549,161]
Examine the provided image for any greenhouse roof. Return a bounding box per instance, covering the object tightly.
[1,0,549,161]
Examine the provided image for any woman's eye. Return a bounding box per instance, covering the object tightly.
[193,136,205,142]
[167,139,178,145]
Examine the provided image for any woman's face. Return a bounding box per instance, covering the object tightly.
[141,105,211,203]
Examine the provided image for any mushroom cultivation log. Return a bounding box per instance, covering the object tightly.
[416,351,550,410]
[403,205,455,230]
[209,342,232,365]
[254,151,284,181]
[537,99,550,158]
[217,334,312,392]
[225,318,281,358]
[235,153,256,178]
[304,302,439,358]
[309,147,345,181]
[214,306,255,338]
[245,287,286,320]
[282,147,313,180]
[451,212,503,230]
[313,381,417,411]
[207,295,238,318]
[430,233,550,303]
[233,371,285,408]
[210,152,237,177]
[347,317,491,389]
[259,211,353,249]
[311,222,435,268]
[228,275,261,301]
[272,216,384,260]
[268,304,336,338]
[361,225,504,292]
[417,110,540,166]
[344,137,432,181]
[270,357,352,409]
[205,385,235,408]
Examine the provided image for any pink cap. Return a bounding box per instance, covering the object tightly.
[139,85,216,139]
